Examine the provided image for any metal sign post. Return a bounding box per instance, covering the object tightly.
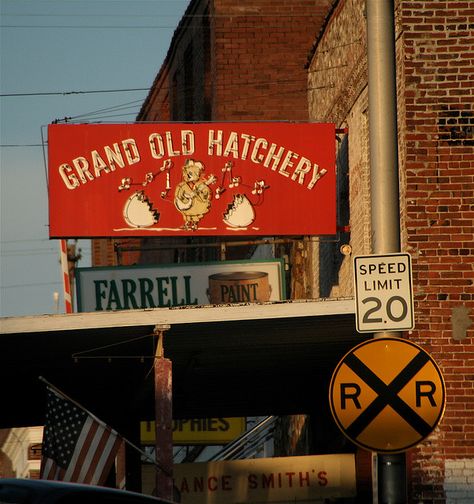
[366,0,406,502]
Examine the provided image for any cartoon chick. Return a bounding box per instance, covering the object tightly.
[174,159,215,230]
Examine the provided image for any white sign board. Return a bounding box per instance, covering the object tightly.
[353,253,414,333]
[76,259,284,312]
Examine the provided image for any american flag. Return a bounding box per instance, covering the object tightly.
[40,386,123,486]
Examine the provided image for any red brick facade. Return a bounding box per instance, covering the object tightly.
[403,2,474,501]
[309,0,474,501]
[139,0,334,123]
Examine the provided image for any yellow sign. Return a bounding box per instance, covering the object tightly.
[143,454,356,503]
[141,418,246,445]
[329,338,446,453]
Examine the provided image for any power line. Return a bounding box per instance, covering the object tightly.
[1,249,92,256]
[0,144,43,147]
[70,99,143,120]
[1,24,178,29]
[3,13,328,19]
[0,88,149,97]
[1,238,50,244]
[0,0,188,3]
[0,281,63,290]
[1,0,187,2]
[66,111,139,122]
[2,13,187,18]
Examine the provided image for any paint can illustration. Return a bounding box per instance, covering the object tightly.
[207,271,271,304]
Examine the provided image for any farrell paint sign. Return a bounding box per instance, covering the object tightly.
[75,259,285,312]
[47,122,336,237]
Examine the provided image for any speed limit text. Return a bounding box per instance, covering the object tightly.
[358,261,406,291]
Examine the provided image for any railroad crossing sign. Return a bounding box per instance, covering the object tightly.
[329,338,446,453]
[353,253,414,333]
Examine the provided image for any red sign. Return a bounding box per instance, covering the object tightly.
[48,122,336,237]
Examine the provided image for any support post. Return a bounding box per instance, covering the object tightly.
[154,329,174,501]
[366,1,407,502]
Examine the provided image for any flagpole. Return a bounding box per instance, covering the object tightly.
[38,376,171,476]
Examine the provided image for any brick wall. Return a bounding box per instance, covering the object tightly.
[92,239,116,267]
[309,0,474,502]
[400,1,474,502]
[140,0,335,121]
[212,0,334,121]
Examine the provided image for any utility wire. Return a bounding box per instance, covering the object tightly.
[1,281,63,290]
[1,238,50,244]
[1,39,356,99]
[70,99,144,120]
[1,144,44,147]
[0,88,148,97]
[0,24,178,29]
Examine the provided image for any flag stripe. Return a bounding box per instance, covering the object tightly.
[80,424,110,484]
[41,458,55,480]
[90,431,123,485]
[66,417,100,482]
[115,441,126,490]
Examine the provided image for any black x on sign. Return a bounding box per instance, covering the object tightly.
[329,338,446,453]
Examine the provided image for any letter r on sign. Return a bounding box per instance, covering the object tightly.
[416,381,436,407]
[340,383,362,409]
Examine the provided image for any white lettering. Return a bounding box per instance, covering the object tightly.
[149,133,165,159]
[240,134,255,160]
[91,150,110,177]
[59,164,80,190]
[279,150,298,178]
[251,138,268,164]
[72,157,94,184]
[223,131,239,158]
[166,131,180,156]
[181,130,195,155]
[104,143,125,171]
[291,157,312,185]
[263,143,285,171]
[307,165,327,190]
[208,129,223,156]
[122,139,140,164]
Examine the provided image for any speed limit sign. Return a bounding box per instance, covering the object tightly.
[353,253,414,333]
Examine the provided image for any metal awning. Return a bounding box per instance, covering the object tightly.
[0,299,370,429]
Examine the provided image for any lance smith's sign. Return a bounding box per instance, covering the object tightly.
[142,454,356,504]
[47,122,336,237]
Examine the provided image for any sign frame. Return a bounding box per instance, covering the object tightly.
[47,122,336,238]
[353,252,415,333]
[329,337,446,454]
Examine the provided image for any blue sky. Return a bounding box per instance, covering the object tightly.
[0,0,189,317]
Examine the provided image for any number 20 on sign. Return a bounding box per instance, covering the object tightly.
[353,253,415,333]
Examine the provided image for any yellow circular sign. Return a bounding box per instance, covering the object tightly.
[329,338,446,453]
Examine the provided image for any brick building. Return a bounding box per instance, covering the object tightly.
[307,0,474,502]
[88,0,474,502]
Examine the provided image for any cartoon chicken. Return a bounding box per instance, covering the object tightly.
[174,159,216,230]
